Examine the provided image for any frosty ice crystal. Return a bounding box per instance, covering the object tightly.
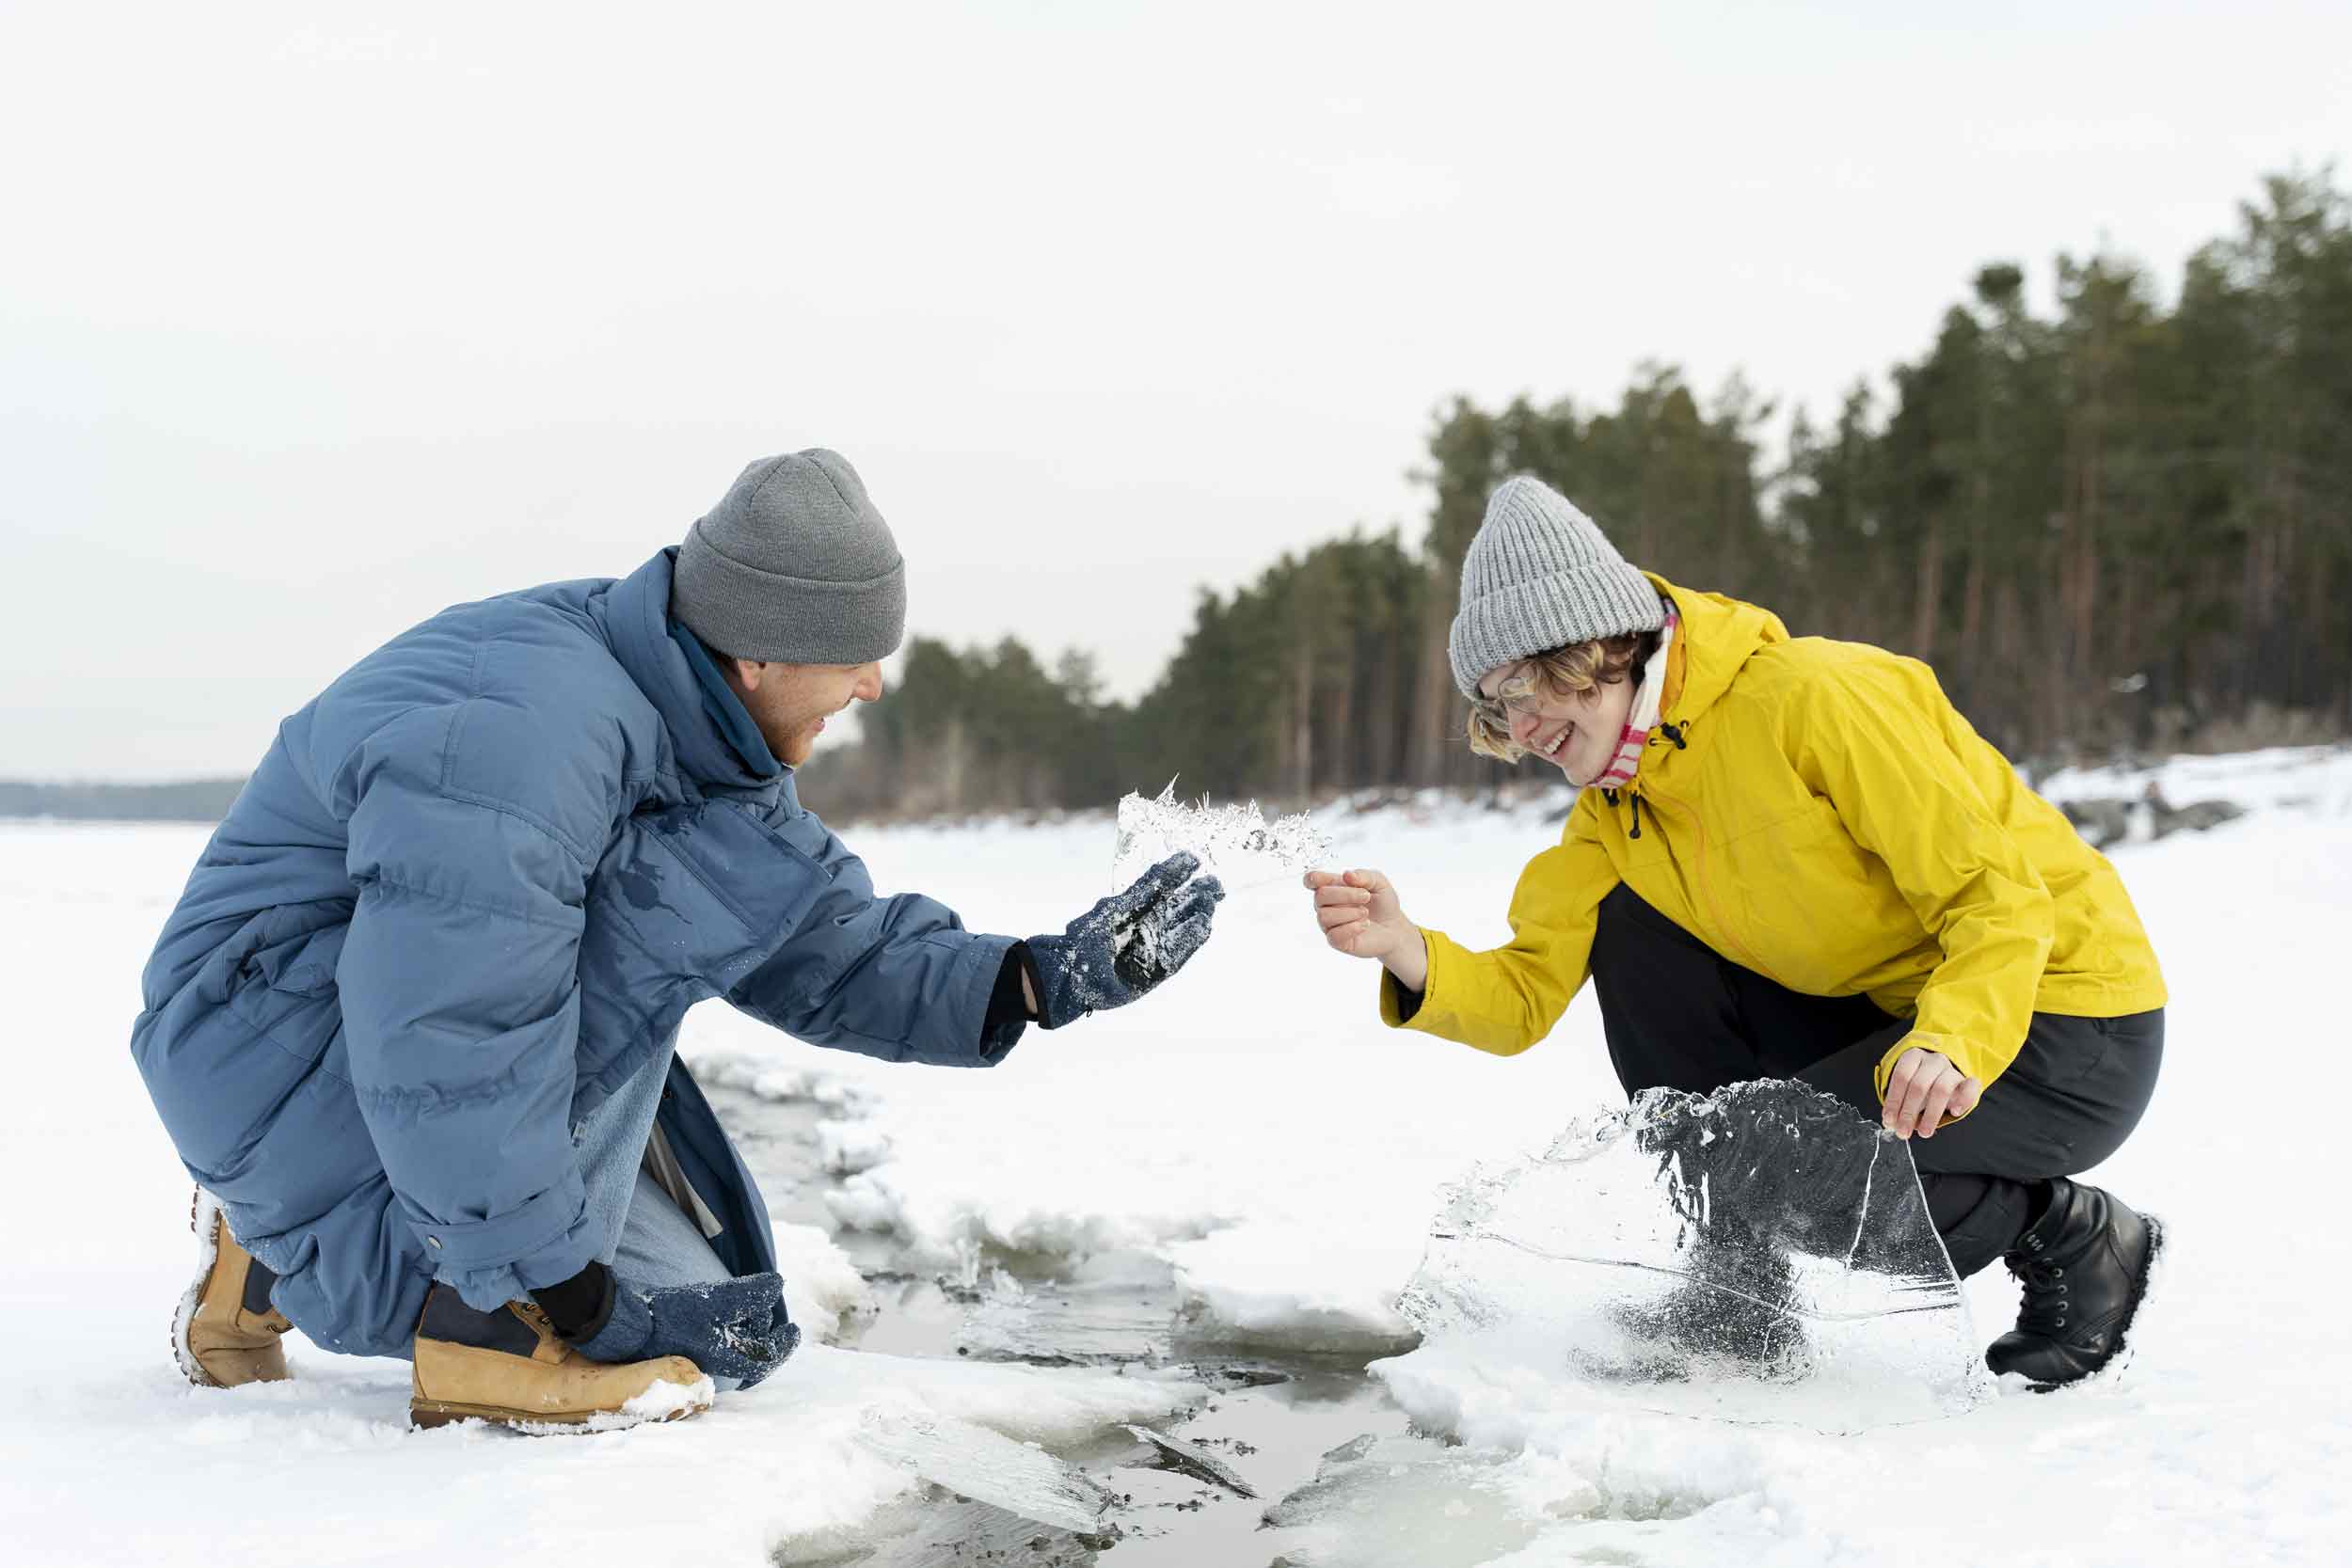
[1396,1079,1992,1433]
[1109,783,1331,894]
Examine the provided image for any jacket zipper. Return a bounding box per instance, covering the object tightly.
[1639,774,1780,986]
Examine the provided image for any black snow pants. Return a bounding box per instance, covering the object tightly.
[1588,884,2164,1278]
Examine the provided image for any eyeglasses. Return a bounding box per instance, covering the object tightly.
[1467,665,1548,726]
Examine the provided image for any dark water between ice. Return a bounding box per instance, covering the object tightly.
[706,1081,1448,1568]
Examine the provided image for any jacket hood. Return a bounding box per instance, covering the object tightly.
[1650,573,1788,731]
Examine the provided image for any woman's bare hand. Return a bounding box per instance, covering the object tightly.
[1883,1044,1983,1138]
[1303,867,1427,993]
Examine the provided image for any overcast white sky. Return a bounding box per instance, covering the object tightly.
[5,2,2347,780]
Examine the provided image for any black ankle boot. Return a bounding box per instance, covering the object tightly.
[1985,1180,2163,1388]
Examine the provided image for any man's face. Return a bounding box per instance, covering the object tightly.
[722,657,884,768]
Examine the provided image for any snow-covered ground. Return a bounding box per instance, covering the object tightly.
[4,746,2347,1565]
[2033,741,2352,818]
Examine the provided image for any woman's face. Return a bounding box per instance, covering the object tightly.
[1479,660,1637,787]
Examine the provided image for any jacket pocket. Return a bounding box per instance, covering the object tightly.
[248,919,346,998]
[228,909,349,1064]
[134,916,343,1178]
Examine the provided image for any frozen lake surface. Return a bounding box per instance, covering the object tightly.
[4,746,2348,1564]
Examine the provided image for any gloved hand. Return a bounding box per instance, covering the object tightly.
[567,1268,800,1387]
[1025,851,1225,1028]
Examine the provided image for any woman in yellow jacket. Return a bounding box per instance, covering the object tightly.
[1308,476,2166,1388]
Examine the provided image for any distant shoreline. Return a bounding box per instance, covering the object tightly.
[0,780,246,824]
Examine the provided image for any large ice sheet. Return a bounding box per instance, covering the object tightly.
[1109,784,1330,894]
[1396,1079,1992,1432]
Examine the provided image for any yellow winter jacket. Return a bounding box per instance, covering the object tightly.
[1386,576,2167,1099]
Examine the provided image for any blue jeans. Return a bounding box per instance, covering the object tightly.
[572,1049,745,1390]
[577,1050,735,1290]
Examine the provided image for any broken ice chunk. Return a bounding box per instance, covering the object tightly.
[1110,783,1331,894]
[854,1407,1116,1531]
[1121,1423,1259,1498]
[1261,1433,1536,1567]
[1394,1079,1992,1433]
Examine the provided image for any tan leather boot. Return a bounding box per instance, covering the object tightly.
[409,1286,712,1432]
[173,1188,294,1388]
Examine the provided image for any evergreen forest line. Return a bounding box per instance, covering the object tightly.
[811,169,2352,822]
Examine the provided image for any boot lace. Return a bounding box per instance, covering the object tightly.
[2008,1256,2073,1336]
[511,1299,560,1343]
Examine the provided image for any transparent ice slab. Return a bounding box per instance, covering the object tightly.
[770,1490,1113,1568]
[1396,1079,1992,1432]
[1109,784,1331,894]
[853,1408,1115,1532]
[1260,1433,1538,1568]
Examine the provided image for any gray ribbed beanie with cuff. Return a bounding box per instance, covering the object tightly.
[672,449,907,665]
[1447,476,1665,696]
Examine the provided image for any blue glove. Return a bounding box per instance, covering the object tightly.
[1025,851,1226,1028]
[570,1270,801,1387]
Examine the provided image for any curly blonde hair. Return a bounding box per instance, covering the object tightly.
[1465,630,1656,762]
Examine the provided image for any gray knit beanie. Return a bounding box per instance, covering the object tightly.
[1448,476,1664,696]
[672,449,907,665]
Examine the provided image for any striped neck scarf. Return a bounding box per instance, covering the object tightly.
[1588,607,1678,791]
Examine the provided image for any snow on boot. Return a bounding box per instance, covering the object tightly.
[173,1187,293,1388]
[1985,1179,2163,1389]
[409,1286,713,1433]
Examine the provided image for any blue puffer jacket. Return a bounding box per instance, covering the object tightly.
[132,549,1018,1357]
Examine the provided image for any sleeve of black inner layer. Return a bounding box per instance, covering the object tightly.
[530,1259,614,1340]
[979,942,1037,1058]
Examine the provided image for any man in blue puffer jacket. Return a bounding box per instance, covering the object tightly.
[135,450,1224,1432]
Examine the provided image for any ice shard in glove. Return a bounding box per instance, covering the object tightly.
[1395,1078,1992,1432]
